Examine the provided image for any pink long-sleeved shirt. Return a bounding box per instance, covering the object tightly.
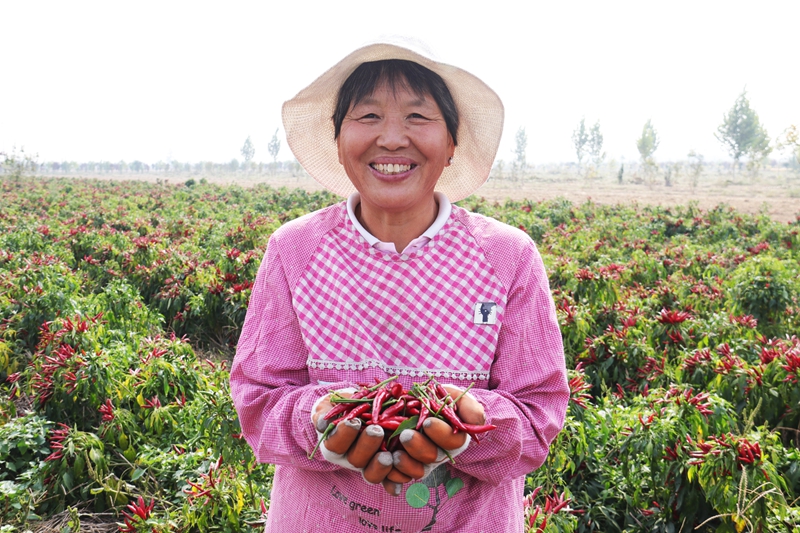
[230,200,569,533]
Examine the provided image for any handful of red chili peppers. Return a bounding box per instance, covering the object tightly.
[310,376,497,461]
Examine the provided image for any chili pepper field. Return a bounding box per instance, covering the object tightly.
[1,175,799,532]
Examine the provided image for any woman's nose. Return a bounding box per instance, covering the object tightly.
[376,115,409,151]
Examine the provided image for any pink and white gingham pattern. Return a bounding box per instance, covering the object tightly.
[293,215,505,381]
[230,201,569,533]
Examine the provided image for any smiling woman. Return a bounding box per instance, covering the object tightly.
[230,41,569,533]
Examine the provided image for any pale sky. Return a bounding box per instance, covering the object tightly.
[1,1,798,166]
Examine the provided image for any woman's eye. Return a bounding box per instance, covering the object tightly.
[359,113,379,120]
[409,113,427,119]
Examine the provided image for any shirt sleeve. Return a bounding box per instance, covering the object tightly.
[452,238,569,486]
[229,234,350,471]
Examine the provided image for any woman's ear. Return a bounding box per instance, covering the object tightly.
[446,135,455,166]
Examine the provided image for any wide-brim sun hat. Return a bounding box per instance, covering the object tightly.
[282,40,504,202]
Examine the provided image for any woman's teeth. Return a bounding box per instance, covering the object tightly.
[371,163,412,174]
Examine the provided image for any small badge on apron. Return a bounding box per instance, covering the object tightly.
[473,302,497,325]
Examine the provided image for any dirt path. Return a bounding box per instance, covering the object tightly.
[45,170,800,223]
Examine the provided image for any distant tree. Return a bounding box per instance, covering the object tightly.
[511,127,527,180]
[715,90,771,175]
[514,127,527,169]
[588,121,605,175]
[572,118,589,168]
[229,158,239,173]
[130,160,143,173]
[0,146,38,179]
[268,129,281,164]
[636,119,660,180]
[492,159,505,179]
[664,162,681,187]
[241,136,255,164]
[687,150,705,189]
[777,125,800,171]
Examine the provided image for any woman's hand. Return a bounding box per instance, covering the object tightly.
[383,427,470,496]
[442,384,486,425]
[311,385,481,496]
[311,391,352,432]
[311,392,387,477]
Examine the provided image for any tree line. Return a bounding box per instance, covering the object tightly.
[0,129,289,178]
[501,90,800,183]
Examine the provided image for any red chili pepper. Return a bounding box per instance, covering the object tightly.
[427,396,442,413]
[378,419,404,431]
[436,383,449,400]
[461,422,497,434]
[406,399,421,409]
[441,405,470,433]
[324,389,370,420]
[552,499,570,513]
[372,389,388,421]
[344,403,371,421]
[323,403,353,421]
[390,381,404,399]
[407,407,420,415]
[416,404,429,430]
[382,399,405,418]
[370,415,409,427]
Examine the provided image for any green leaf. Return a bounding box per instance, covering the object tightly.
[89,448,103,465]
[62,470,74,491]
[405,483,430,508]
[445,477,464,498]
[130,468,146,481]
[388,416,419,440]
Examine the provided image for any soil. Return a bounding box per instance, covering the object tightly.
[44,170,800,223]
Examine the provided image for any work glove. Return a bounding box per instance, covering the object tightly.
[311,389,368,472]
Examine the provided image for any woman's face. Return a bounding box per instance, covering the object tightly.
[337,80,455,215]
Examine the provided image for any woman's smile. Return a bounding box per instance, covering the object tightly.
[369,162,415,177]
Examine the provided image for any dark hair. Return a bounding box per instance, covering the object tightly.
[332,59,459,146]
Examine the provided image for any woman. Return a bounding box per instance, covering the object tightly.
[231,42,569,532]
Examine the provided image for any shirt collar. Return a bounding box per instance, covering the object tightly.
[346,192,452,248]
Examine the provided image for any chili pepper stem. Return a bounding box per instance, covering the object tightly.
[329,397,375,404]
[368,376,398,392]
[450,382,475,406]
[442,448,456,464]
[308,422,336,460]
[434,395,453,417]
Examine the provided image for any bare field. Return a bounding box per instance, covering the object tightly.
[47,170,800,223]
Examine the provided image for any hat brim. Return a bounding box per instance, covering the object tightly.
[282,43,504,202]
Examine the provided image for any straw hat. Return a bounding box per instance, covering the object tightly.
[282,40,504,202]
